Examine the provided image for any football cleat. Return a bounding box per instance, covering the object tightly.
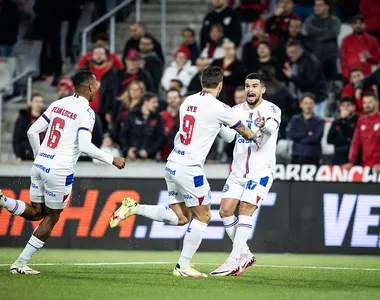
[173,264,208,278]
[235,252,256,276]
[109,197,137,228]
[10,262,40,275]
[0,190,5,207]
[209,260,241,277]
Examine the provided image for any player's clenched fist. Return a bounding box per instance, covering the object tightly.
[113,157,126,169]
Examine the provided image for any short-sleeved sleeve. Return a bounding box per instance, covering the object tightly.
[78,107,96,133]
[216,102,242,129]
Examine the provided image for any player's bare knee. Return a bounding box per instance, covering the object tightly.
[177,215,190,225]
[239,201,257,216]
[219,207,234,218]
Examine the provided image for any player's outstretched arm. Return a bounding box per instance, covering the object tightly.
[78,130,125,169]
[218,125,236,143]
[234,123,260,148]
[27,116,50,158]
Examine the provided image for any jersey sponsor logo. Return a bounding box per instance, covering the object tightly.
[270,105,279,113]
[222,184,229,192]
[173,148,185,156]
[324,193,380,247]
[165,166,176,175]
[39,152,55,160]
[33,163,51,174]
[237,135,252,144]
[254,117,260,127]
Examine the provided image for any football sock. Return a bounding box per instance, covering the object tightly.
[1,196,26,216]
[177,219,207,269]
[135,205,178,225]
[222,215,250,254]
[228,215,253,261]
[16,235,45,265]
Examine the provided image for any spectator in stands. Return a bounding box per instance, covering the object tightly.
[13,93,45,162]
[188,57,209,94]
[80,46,119,132]
[355,68,380,104]
[341,15,379,82]
[266,0,299,47]
[251,41,283,81]
[200,0,242,49]
[119,48,154,95]
[169,79,184,95]
[122,23,164,63]
[261,65,294,139]
[303,0,341,81]
[200,24,228,64]
[160,88,181,161]
[181,27,200,65]
[345,93,380,172]
[0,0,19,57]
[77,33,123,71]
[161,46,197,96]
[234,85,246,105]
[57,77,74,99]
[284,40,327,117]
[287,93,325,165]
[242,20,271,74]
[120,93,165,160]
[327,96,359,165]
[211,40,245,107]
[342,68,375,114]
[139,35,163,92]
[360,0,380,43]
[93,134,122,164]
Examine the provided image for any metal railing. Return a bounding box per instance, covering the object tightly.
[81,0,167,56]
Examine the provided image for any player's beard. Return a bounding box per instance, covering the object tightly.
[246,92,260,106]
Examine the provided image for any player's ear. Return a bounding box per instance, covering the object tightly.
[261,86,266,95]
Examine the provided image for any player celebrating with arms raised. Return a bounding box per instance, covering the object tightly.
[0,71,125,275]
[110,66,260,277]
[210,73,281,276]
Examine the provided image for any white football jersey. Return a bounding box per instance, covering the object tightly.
[33,93,96,172]
[168,92,241,167]
[230,100,281,180]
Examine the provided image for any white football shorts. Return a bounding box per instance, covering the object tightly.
[222,173,274,206]
[30,164,74,210]
[165,161,211,207]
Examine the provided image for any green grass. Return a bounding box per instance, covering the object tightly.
[1,249,380,300]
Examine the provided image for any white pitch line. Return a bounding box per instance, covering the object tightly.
[0,262,379,271]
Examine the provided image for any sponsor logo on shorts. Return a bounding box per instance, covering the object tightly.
[222,184,229,192]
[168,191,178,196]
[45,190,56,197]
[39,152,55,159]
[173,148,185,156]
[31,183,39,190]
[165,167,176,175]
[33,163,51,174]
[246,180,257,190]
[183,195,192,200]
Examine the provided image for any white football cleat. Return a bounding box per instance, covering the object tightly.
[0,190,5,207]
[173,264,208,278]
[109,197,137,228]
[236,252,256,275]
[10,262,40,275]
[209,260,241,277]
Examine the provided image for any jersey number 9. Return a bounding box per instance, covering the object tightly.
[180,114,195,146]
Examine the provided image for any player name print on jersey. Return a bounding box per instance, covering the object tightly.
[52,106,77,120]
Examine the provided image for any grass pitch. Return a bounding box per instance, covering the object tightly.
[0,249,379,300]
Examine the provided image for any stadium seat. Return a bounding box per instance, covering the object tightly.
[0,57,17,96]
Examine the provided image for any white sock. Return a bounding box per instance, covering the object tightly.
[177,219,207,269]
[16,234,45,265]
[135,205,178,225]
[2,196,26,216]
[228,215,253,261]
[222,215,250,254]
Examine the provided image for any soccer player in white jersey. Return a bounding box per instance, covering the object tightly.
[209,73,281,276]
[0,71,125,275]
[110,66,260,277]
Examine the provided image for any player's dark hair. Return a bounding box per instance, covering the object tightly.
[339,96,356,105]
[170,79,184,89]
[142,92,157,102]
[349,67,363,76]
[245,73,265,86]
[301,92,316,103]
[201,66,223,89]
[93,33,109,43]
[182,27,195,37]
[72,71,94,90]
[362,92,378,100]
[167,88,181,97]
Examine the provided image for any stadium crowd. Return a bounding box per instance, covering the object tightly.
[2,0,380,170]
